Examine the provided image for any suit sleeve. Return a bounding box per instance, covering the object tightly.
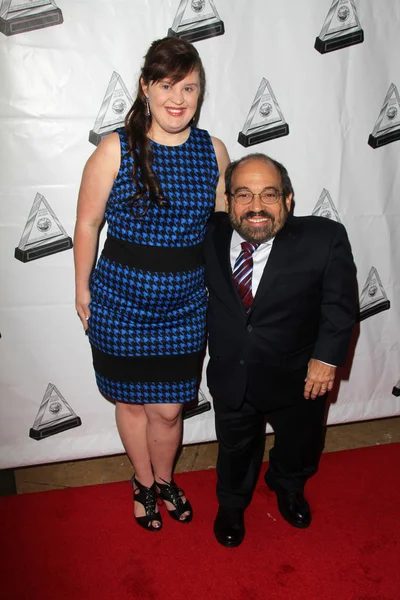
[312,224,357,366]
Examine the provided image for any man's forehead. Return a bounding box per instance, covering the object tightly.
[232,159,280,183]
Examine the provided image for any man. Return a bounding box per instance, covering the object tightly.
[204,153,357,547]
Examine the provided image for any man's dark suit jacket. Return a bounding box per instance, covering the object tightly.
[204,212,357,411]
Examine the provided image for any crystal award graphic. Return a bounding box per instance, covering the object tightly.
[30,383,82,441]
[183,387,211,420]
[238,79,289,148]
[0,0,63,37]
[89,72,133,146]
[314,0,364,54]
[312,189,342,223]
[357,267,390,322]
[15,193,73,263]
[168,0,224,43]
[368,83,400,149]
[392,379,400,397]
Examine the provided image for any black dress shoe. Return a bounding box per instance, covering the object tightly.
[264,472,311,529]
[214,506,245,547]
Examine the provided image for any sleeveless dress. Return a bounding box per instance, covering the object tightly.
[88,127,219,403]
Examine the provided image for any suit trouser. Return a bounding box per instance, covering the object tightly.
[214,391,327,509]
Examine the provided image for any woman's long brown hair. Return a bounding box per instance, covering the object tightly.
[124,37,206,211]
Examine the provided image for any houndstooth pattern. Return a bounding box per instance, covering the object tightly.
[95,375,197,404]
[105,127,218,246]
[89,299,206,356]
[89,127,218,403]
[90,257,206,317]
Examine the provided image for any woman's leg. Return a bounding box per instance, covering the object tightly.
[115,402,161,527]
[144,404,191,520]
[144,403,183,481]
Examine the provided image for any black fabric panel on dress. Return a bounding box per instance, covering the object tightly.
[102,235,204,272]
[91,345,203,382]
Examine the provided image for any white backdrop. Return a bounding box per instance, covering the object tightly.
[0,0,399,469]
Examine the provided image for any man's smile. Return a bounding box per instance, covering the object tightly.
[245,216,271,224]
[242,211,274,226]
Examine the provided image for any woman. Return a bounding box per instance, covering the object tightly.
[74,37,229,532]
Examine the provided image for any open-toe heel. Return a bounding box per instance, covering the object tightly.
[156,478,193,524]
[132,476,162,532]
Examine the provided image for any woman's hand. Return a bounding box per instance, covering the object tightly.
[75,289,91,332]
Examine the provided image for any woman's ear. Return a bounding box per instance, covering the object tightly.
[140,77,148,98]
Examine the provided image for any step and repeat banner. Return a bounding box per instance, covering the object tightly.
[0,0,399,468]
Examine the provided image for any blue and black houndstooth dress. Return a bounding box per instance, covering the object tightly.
[88,127,219,403]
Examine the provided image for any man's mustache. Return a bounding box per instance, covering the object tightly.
[242,210,275,221]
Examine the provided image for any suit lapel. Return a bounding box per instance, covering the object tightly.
[252,216,301,310]
[213,215,247,314]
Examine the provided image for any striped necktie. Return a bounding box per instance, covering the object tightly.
[232,241,259,312]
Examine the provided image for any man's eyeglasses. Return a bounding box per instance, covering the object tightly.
[229,188,284,205]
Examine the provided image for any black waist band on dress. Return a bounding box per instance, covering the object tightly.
[102,235,204,272]
[91,345,203,382]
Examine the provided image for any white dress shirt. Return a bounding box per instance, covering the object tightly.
[230,230,274,296]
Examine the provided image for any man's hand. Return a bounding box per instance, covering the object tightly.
[304,359,336,400]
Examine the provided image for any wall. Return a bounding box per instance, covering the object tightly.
[0,0,399,468]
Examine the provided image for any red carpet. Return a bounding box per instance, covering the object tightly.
[1,444,399,600]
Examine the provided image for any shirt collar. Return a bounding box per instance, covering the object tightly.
[231,229,275,250]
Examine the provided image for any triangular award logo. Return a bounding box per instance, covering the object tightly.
[312,189,342,223]
[0,0,63,37]
[168,0,224,43]
[15,192,73,263]
[392,379,400,397]
[29,383,82,441]
[183,387,211,420]
[238,78,289,148]
[357,266,390,322]
[368,83,400,149]
[314,0,364,54]
[89,72,133,146]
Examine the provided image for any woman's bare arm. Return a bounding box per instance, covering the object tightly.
[74,132,120,330]
[211,136,230,212]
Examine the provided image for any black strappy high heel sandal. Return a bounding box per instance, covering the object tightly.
[132,476,162,532]
[156,478,193,524]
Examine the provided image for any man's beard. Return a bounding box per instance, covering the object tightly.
[228,205,288,244]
